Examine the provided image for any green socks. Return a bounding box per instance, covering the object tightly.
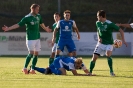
[90,60,96,73]
[32,55,38,70]
[49,58,54,65]
[107,57,113,73]
[24,54,33,68]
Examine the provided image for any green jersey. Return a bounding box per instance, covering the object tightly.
[96,20,120,44]
[52,23,59,43]
[18,13,43,40]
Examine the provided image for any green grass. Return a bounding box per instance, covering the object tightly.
[0,57,133,88]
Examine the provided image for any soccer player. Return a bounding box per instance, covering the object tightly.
[52,10,80,58]
[116,23,133,28]
[89,10,127,76]
[49,12,61,65]
[2,4,51,74]
[31,57,94,76]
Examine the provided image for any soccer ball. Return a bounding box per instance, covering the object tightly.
[113,39,122,48]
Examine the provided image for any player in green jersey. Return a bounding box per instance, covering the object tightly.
[49,12,61,65]
[89,10,127,76]
[2,4,51,74]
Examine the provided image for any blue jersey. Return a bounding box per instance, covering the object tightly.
[56,19,76,40]
[53,57,86,71]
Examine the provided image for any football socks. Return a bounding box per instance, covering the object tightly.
[32,55,38,70]
[89,60,96,73]
[107,57,113,73]
[24,54,33,68]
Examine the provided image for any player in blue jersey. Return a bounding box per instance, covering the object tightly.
[52,10,80,58]
[30,57,94,76]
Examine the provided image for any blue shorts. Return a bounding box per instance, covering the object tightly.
[49,61,61,75]
[57,39,76,53]
[53,57,62,69]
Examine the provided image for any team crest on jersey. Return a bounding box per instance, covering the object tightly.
[30,21,34,25]
[65,26,69,30]
[69,22,71,24]
[104,25,107,29]
[36,17,39,21]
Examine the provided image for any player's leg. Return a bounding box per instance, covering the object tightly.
[89,42,103,74]
[90,54,99,73]
[66,39,76,57]
[34,67,46,73]
[22,40,34,74]
[30,39,41,74]
[49,63,61,75]
[49,43,57,65]
[55,40,65,58]
[106,45,115,76]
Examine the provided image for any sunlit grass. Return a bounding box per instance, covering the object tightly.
[0,57,133,88]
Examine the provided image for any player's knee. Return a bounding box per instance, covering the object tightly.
[92,53,99,61]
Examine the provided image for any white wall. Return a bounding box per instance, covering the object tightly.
[0,32,132,56]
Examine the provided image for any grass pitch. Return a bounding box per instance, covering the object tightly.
[0,57,133,88]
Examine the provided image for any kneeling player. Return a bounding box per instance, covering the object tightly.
[29,57,95,76]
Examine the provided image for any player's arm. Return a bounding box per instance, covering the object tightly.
[72,21,80,40]
[70,64,90,76]
[52,27,58,43]
[52,21,60,43]
[2,24,20,32]
[97,32,102,43]
[40,23,51,32]
[119,28,127,47]
[71,69,90,76]
[116,23,132,28]
[112,23,128,47]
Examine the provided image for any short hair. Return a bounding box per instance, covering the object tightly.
[75,58,83,65]
[97,10,106,18]
[53,12,61,17]
[30,4,40,9]
[64,10,71,14]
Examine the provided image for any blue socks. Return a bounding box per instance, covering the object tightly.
[34,67,46,74]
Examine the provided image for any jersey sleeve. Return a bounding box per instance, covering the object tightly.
[72,21,77,28]
[111,23,120,31]
[39,15,43,24]
[18,17,26,27]
[69,63,75,70]
[130,23,133,28]
[81,63,87,70]
[56,21,60,29]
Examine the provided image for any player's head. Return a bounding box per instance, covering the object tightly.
[30,4,40,15]
[53,12,61,23]
[74,58,82,69]
[63,10,71,21]
[97,10,106,22]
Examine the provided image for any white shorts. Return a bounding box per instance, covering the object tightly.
[26,39,41,52]
[52,43,57,52]
[94,42,113,56]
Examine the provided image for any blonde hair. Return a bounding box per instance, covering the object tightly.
[64,10,71,14]
[75,57,83,64]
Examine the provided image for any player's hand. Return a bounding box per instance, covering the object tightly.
[2,25,9,32]
[87,73,96,76]
[98,38,102,43]
[52,38,55,44]
[77,34,80,40]
[122,40,128,47]
[45,26,52,32]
